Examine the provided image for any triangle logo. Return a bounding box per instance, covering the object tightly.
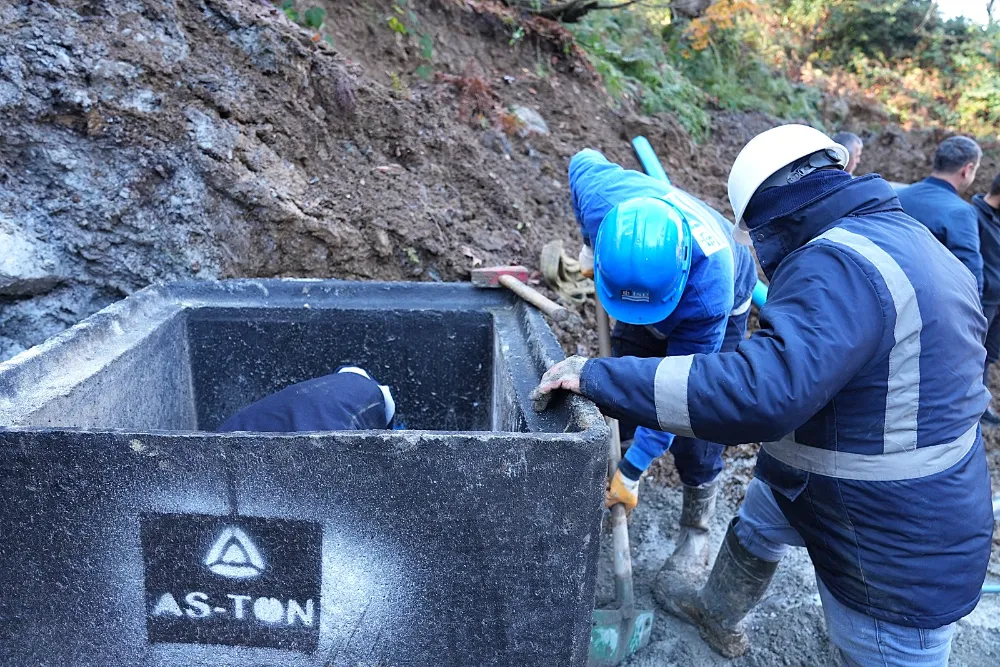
[204,526,266,578]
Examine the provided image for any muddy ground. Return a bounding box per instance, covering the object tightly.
[3,0,1000,662]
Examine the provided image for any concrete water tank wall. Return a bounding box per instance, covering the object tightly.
[0,280,609,667]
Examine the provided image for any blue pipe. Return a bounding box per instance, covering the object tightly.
[752,281,769,307]
[631,136,672,185]
[630,135,769,308]
[982,585,1000,594]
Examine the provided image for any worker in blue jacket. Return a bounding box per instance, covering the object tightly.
[975,170,1000,425]
[897,136,983,296]
[217,366,395,432]
[534,126,993,665]
[569,148,759,579]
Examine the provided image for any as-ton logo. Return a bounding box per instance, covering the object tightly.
[205,526,266,578]
[140,513,322,651]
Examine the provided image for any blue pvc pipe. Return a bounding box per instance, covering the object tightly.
[631,136,671,185]
[982,585,1000,594]
[752,281,769,308]
[630,135,769,308]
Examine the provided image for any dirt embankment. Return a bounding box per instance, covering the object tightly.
[6,0,997,362]
[0,0,615,359]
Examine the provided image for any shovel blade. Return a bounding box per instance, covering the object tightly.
[588,607,655,666]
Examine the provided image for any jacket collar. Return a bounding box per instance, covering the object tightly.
[974,194,1000,225]
[750,175,902,279]
[924,176,958,194]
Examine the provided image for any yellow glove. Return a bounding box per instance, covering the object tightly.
[578,244,594,278]
[606,469,640,512]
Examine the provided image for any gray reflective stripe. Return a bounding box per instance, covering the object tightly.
[811,228,921,455]
[654,355,695,437]
[761,423,978,481]
[730,296,752,317]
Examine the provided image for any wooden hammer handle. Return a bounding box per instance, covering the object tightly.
[498,274,569,322]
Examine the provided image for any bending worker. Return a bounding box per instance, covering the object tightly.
[571,148,758,579]
[535,125,993,664]
[217,366,395,432]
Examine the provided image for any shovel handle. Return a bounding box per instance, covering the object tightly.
[498,274,569,322]
[595,299,636,608]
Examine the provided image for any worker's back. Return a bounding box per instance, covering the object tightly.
[898,177,983,293]
[750,175,993,628]
[217,368,393,433]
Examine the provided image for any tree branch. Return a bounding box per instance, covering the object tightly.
[505,0,651,23]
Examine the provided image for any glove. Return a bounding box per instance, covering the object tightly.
[578,244,594,278]
[529,355,588,412]
[606,468,640,513]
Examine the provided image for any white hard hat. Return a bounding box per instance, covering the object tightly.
[728,125,849,244]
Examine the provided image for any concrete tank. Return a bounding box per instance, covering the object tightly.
[0,280,608,667]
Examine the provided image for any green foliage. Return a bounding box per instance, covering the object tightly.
[756,0,1000,135]
[569,10,710,140]
[385,0,435,81]
[566,1,998,139]
[419,33,434,59]
[509,26,526,47]
[388,15,408,35]
[275,1,331,43]
[303,6,326,30]
[569,6,824,141]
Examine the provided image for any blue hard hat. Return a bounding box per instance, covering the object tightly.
[594,197,692,325]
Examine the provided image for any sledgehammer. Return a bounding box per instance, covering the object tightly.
[471,265,569,322]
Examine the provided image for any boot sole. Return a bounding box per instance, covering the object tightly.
[657,590,748,658]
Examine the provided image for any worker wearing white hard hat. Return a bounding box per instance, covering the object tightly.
[532,124,992,665]
[728,124,850,244]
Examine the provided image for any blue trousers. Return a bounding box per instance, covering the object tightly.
[736,478,957,666]
[983,303,1000,385]
[611,311,748,487]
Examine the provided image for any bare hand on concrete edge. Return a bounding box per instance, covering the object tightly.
[530,356,587,411]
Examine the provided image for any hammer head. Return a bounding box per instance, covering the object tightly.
[470,265,530,288]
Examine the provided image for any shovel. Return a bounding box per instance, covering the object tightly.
[589,300,655,665]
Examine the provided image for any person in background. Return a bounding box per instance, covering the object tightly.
[897,136,983,296]
[831,131,863,175]
[217,366,395,432]
[571,148,758,583]
[976,170,1000,426]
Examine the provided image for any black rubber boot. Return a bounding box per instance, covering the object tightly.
[660,480,718,576]
[655,518,778,658]
[982,405,1000,427]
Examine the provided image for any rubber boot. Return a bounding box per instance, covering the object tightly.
[660,480,718,577]
[655,518,778,658]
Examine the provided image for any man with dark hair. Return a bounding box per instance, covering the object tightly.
[898,136,983,295]
[976,171,1000,425]
[832,131,863,175]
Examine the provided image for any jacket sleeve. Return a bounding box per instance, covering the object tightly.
[663,312,728,357]
[579,243,884,444]
[948,206,984,297]
[617,313,726,473]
